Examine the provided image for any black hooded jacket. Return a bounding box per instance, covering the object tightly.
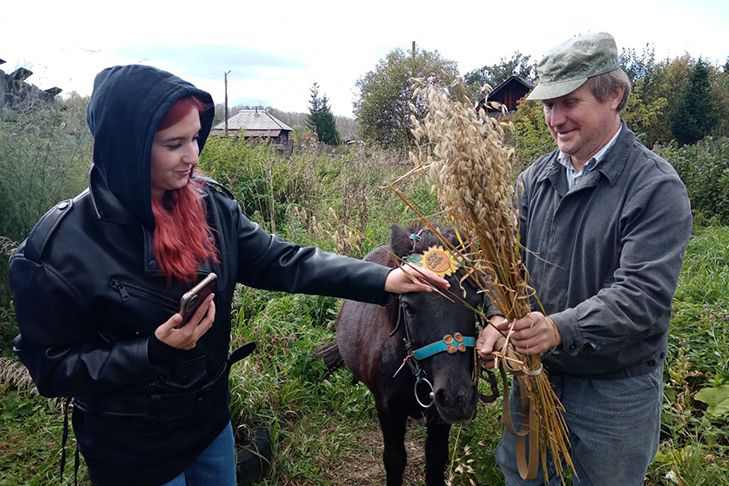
[9,65,391,485]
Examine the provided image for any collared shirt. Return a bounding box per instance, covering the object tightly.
[557,125,622,190]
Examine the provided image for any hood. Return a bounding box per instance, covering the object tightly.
[86,64,215,228]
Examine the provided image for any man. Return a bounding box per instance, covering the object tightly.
[477,32,692,485]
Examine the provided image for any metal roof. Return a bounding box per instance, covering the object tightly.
[210,128,282,137]
[214,109,293,132]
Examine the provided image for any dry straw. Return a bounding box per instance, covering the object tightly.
[391,78,574,482]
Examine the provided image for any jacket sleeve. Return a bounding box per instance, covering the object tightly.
[549,175,692,356]
[231,205,392,305]
[10,249,160,398]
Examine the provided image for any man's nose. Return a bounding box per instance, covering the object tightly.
[546,104,566,128]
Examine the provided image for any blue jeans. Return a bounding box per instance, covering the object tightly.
[496,366,663,486]
[161,421,236,486]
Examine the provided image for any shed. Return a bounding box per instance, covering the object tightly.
[483,76,533,114]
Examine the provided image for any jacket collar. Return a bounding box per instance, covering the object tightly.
[537,120,634,188]
[89,164,138,225]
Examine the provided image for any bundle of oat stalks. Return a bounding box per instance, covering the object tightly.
[391,80,574,483]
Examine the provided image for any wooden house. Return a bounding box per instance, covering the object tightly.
[212,109,293,153]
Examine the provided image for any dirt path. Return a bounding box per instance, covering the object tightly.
[326,419,427,486]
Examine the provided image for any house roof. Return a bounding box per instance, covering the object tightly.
[486,76,533,100]
[214,109,293,132]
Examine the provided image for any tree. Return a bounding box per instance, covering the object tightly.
[710,65,729,137]
[464,51,536,100]
[306,83,340,145]
[354,47,458,148]
[615,45,665,146]
[635,55,693,145]
[619,44,658,85]
[671,59,718,145]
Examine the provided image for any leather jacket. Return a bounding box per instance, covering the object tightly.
[10,166,391,485]
[10,64,392,485]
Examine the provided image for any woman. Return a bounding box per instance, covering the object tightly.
[9,64,447,486]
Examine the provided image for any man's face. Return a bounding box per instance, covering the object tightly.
[542,83,621,165]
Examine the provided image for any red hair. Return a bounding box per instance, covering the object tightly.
[152,97,219,282]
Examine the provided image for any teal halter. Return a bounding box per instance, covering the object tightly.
[412,333,476,360]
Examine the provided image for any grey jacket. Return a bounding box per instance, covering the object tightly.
[518,124,692,376]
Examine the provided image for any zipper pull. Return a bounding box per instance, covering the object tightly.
[110,279,129,302]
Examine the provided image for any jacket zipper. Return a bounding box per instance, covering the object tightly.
[110,279,179,312]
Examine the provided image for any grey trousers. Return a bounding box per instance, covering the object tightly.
[496,366,663,486]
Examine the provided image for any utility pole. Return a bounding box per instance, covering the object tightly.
[411,41,416,78]
[224,70,231,136]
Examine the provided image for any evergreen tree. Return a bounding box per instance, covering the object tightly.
[307,83,340,145]
[671,59,718,145]
[464,51,536,90]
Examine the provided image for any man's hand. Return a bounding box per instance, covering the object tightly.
[493,311,560,355]
[385,265,450,294]
[476,315,508,368]
[155,294,215,350]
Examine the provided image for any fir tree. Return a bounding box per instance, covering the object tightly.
[671,59,718,145]
[307,83,340,145]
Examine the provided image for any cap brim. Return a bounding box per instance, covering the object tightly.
[526,77,588,101]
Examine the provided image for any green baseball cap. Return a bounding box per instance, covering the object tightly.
[527,32,621,101]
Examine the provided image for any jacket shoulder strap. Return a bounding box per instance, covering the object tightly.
[24,199,74,261]
[200,177,236,200]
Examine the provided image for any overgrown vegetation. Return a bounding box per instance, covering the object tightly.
[2,132,727,484]
[657,137,729,225]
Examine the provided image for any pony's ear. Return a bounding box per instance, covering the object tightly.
[390,225,412,257]
[442,228,459,247]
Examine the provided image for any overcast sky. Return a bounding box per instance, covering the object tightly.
[2,0,727,117]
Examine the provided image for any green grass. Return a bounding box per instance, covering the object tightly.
[0,389,89,485]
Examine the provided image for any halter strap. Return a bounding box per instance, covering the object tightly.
[412,333,476,360]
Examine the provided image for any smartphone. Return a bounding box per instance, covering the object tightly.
[179,273,217,322]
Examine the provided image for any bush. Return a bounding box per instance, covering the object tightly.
[511,99,554,169]
[0,97,90,243]
[658,137,729,225]
[0,96,90,338]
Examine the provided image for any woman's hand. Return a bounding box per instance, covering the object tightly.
[154,294,215,350]
[384,265,450,294]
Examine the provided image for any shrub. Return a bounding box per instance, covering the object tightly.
[511,99,554,169]
[0,96,90,333]
[658,137,729,225]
